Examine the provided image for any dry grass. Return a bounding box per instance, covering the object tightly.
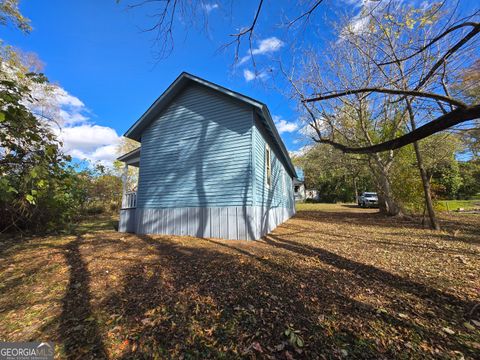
[0,204,479,359]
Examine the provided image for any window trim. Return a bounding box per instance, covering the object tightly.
[265,144,271,188]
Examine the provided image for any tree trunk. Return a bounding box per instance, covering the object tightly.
[406,100,441,230]
[412,140,440,230]
[353,177,358,203]
[377,169,402,216]
[368,157,402,216]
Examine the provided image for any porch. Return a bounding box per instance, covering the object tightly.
[118,147,140,232]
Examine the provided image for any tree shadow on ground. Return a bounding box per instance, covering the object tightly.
[95,232,477,359]
[263,233,474,310]
[295,208,480,245]
[99,234,381,358]
[58,235,107,359]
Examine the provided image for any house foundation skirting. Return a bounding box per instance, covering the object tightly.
[119,206,295,240]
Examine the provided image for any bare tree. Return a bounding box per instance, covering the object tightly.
[284,2,478,222]
[284,43,406,215]
[301,3,479,154]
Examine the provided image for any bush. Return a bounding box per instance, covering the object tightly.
[86,205,104,215]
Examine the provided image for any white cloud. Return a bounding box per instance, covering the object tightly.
[202,2,219,13]
[50,86,84,108]
[341,0,370,7]
[29,83,88,126]
[4,62,120,166]
[339,0,392,38]
[345,15,371,35]
[55,124,121,166]
[273,115,298,134]
[238,37,284,65]
[243,69,268,82]
[35,85,121,165]
[289,145,312,158]
[56,124,120,153]
[243,69,255,81]
[58,109,88,125]
[252,37,284,55]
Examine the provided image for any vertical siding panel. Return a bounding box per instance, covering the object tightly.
[210,208,219,238]
[203,208,211,238]
[138,209,145,234]
[172,208,179,235]
[227,208,237,240]
[151,210,157,234]
[218,208,227,239]
[181,209,188,236]
[164,209,171,234]
[237,207,246,240]
[150,209,155,234]
[157,209,163,234]
[197,208,203,237]
[157,209,162,234]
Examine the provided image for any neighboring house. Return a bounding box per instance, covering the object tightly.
[293,179,306,202]
[118,72,297,240]
[305,190,320,201]
[293,167,306,202]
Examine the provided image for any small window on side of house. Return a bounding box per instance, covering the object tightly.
[266,145,271,188]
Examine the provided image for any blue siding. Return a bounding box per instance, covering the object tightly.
[252,117,295,209]
[137,83,253,208]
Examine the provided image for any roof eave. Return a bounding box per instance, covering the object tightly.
[117,147,141,162]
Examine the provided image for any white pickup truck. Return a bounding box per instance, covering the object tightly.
[358,192,379,208]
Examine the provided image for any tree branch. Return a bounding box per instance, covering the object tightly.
[378,22,479,66]
[314,104,480,154]
[286,0,324,28]
[416,22,480,90]
[226,0,264,64]
[303,87,467,108]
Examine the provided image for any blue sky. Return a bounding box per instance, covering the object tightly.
[4,1,476,164]
[2,0,344,164]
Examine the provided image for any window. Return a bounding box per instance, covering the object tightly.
[265,145,271,187]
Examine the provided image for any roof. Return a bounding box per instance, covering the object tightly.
[117,147,140,166]
[122,72,297,178]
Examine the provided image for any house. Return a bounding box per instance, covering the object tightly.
[293,180,306,201]
[293,167,306,202]
[117,72,297,240]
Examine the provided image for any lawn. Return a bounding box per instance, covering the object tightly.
[0,204,479,359]
[436,199,480,212]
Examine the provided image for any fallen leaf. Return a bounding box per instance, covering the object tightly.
[284,350,294,360]
[442,327,455,335]
[252,341,263,353]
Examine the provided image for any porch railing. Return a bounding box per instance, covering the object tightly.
[122,191,137,209]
